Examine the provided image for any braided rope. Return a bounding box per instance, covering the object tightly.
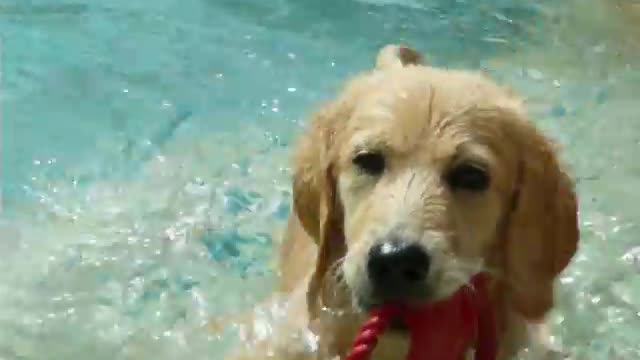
[344,305,402,360]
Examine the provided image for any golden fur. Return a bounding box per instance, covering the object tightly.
[222,45,580,360]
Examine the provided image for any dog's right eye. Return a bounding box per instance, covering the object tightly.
[353,151,385,176]
[446,163,490,192]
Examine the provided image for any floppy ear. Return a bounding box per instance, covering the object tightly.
[291,99,351,315]
[375,44,424,70]
[504,124,579,320]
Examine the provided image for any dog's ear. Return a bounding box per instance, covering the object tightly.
[375,44,424,70]
[503,121,579,320]
[292,99,351,315]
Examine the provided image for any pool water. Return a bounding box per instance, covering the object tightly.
[1,0,639,359]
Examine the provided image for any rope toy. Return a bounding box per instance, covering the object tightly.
[345,273,497,360]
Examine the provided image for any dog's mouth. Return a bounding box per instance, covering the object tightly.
[356,288,432,317]
[388,317,409,332]
[355,299,410,333]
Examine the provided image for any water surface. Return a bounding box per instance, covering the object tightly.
[1,0,639,359]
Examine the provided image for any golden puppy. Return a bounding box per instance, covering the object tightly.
[224,45,579,360]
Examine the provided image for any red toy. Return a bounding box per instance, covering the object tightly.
[345,273,497,360]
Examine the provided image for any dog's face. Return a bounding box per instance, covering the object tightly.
[337,71,514,309]
[293,45,579,319]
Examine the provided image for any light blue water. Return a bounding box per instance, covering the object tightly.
[1,0,640,359]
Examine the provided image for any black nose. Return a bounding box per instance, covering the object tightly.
[367,241,430,297]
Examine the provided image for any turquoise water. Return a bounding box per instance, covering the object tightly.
[1,0,640,359]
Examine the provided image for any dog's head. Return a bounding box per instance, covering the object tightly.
[292,45,579,321]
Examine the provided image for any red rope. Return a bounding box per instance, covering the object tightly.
[344,273,497,360]
[344,305,402,360]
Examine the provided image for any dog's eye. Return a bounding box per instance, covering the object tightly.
[353,151,385,175]
[446,163,490,192]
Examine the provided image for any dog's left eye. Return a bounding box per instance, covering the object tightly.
[446,163,490,192]
[353,151,385,176]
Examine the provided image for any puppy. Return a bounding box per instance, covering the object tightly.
[224,45,579,360]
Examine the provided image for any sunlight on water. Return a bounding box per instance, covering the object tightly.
[0,126,291,359]
[1,0,640,359]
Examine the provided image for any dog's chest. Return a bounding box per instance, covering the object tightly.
[370,331,475,360]
[370,332,410,360]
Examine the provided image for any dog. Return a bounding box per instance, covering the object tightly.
[220,44,580,360]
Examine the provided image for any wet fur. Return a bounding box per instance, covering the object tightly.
[222,45,580,360]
